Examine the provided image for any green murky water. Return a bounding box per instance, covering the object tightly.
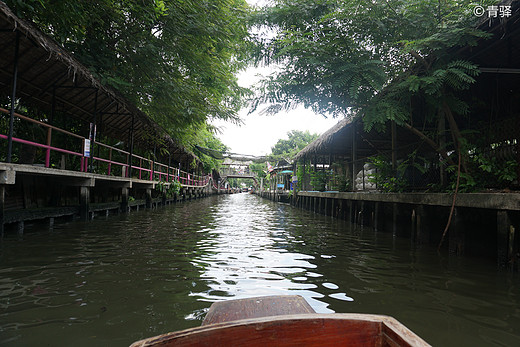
[1,194,519,346]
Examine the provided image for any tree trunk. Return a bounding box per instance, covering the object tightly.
[443,101,468,173]
[402,122,455,167]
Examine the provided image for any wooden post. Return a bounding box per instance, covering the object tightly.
[108,148,112,175]
[448,208,464,255]
[411,207,417,243]
[351,123,357,191]
[359,201,365,226]
[121,187,129,212]
[416,205,429,244]
[128,115,135,178]
[80,186,90,221]
[7,32,20,163]
[90,90,98,174]
[323,198,328,216]
[152,144,156,181]
[392,203,398,236]
[45,127,52,168]
[146,188,152,208]
[348,200,353,224]
[374,202,380,232]
[497,211,514,267]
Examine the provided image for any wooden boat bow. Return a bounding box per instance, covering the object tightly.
[130,295,431,347]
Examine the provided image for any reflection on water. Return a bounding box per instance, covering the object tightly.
[0,193,519,346]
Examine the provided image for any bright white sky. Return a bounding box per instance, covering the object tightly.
[210,0,342,157]
[211,67,341,156]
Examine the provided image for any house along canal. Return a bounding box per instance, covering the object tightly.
[1,193,519,346]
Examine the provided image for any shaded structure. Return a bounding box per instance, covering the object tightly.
[0,3,219,233]
[0,2,198,170]
[261,2,520,268]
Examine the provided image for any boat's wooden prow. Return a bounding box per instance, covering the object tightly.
[130,295,431,347]
[202,295,315,325]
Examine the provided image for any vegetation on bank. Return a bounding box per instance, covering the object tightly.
[249,0,517,192]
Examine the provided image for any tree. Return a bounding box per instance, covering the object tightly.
[271,130,319,158]
[5,0,252,138]
[180,122,228,172]
[251,0,494,167]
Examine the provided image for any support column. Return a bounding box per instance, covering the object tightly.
[128,115,135,177]
[145,188,152,208]
[497,211,515,267]
[411,207,417,243]
[7,32,20,163]
[359,201,365,226]
[448,208,464,255]
[348,200,353,224]
[416,205,430,244]
[121,187,129,212]
[324,198,328,216]
[438,115,447,187]
[351,123,357,191]
[392,203,398,236]
[374,202,380,232]
[80,186,90,221]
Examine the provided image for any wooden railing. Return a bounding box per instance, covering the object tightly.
[0,108,209,187]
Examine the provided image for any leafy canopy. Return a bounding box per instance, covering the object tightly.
[251,0,492,131]
[271,130,319,158]
[6,0,252,138]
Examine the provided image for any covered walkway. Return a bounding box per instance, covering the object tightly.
[0,4,216,233]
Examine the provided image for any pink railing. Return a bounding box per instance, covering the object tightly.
[0,108,210,187]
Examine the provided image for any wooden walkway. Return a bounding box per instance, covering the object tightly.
[0,163,215,234]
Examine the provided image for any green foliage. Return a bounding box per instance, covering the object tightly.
[330,173,350,192]
[269,130,319,162]
[184,123,228,172]
[296,162,311,191]
[368,156,406,193]
[249,162,267,179]
[251,0,492,145]
[5,0,252,136]
[447,154,518,192]
[155,179,181,197]
[310,170,329,192]
[368,151,427,192]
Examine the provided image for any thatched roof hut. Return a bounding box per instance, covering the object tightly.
[0,2,197,166]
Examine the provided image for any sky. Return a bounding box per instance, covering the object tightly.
[209,0,342,157]
[211,67,341,157]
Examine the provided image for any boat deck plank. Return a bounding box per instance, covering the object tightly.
[202,295,315,326]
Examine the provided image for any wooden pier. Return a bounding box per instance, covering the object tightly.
[0,163,216,235]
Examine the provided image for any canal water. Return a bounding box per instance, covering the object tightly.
[1,194,519,346]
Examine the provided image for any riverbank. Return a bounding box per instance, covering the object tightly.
[0,163,216,235]
[257,190,520,270]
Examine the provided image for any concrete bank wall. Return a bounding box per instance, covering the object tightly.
[258,190,520,270]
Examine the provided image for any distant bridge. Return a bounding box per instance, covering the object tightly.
[218,167,259,187]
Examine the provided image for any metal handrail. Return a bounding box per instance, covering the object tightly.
[0,108,209,186]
